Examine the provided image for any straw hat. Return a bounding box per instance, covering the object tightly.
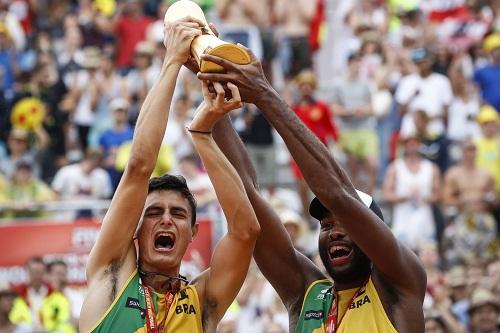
[295,70,317,90]
[468,288,500,315]
[447,266,467,288]
[81,47,102,69]
[279,209,307,238]
[135,41,155,56]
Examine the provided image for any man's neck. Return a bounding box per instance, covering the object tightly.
[462,161,475,170]
[420,71,431,78]
[30,283,44,293]
[139,263,183,294]
[334,276,369,291]
[141,274,183,295]
[114,123,127,132]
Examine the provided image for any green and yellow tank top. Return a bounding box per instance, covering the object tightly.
[88,270,202,333]
[295,277,398,333]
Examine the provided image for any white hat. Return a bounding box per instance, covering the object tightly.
[109,98,130,111]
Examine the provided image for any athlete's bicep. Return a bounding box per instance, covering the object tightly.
[201,219,256,323]
[86,167,149,280]
[250,190,325,308]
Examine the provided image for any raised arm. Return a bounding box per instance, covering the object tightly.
[189,82,260,327]
[197,50,426,298]
[212,114,324,309]
[85,18,204,281]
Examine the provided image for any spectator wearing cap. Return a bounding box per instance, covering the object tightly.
[330,53,377,194]
[474,105,500,229]
[0,283,31,333]
[0,129,41,180]
[474,105,500,192]
[446,267,471,327]
[98,97,134,189]
[473,33,500,113]
[395,48,453,137]
[383,131,441,251]
[468,288,500,333]
[279,209,308,254]
[292,69,339,216]
[0,159,55,219]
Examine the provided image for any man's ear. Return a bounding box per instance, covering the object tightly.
[190,222,200,241]
[134,218,144,239]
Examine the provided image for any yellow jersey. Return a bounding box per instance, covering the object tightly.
[296,276,398,333]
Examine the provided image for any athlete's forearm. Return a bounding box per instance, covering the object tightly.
[130,59,181,173]
[254,89,354,199]
[212,116,259,193]
[191,132,260,239]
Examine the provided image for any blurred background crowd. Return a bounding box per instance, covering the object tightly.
[0,0,499,332]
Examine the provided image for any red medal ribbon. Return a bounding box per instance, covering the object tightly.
[143,284,175,333]
[326,284,365,333]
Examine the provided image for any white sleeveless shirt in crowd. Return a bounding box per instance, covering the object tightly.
[391,159,436,250]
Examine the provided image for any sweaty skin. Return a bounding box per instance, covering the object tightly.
[79,18,259,333]
[202,47,426,332]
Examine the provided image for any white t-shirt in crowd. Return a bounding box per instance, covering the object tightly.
[447,97,482,142]
[52,163,112,200]
[395,72,453,135]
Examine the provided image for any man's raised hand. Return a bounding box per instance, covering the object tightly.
[196,45,272,104]
[163,17,204,65]
[189,81,243,133]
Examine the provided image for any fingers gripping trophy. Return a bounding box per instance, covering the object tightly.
[164,0,251,72]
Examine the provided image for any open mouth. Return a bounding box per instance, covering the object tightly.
[329,244,354,266]
[154,232,175,252]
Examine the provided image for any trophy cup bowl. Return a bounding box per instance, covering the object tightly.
[164,0,251,73]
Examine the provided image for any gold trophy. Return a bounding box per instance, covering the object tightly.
[164,0,251,72]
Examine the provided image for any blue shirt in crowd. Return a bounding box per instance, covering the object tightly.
[99,126,134,189]
[473,65,500,113]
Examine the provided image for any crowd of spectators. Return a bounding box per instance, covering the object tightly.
[0,0,499,332]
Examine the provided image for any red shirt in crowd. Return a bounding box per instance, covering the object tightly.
[291,99,338,179]
[115,15,153,68]
[293,99,339,144]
